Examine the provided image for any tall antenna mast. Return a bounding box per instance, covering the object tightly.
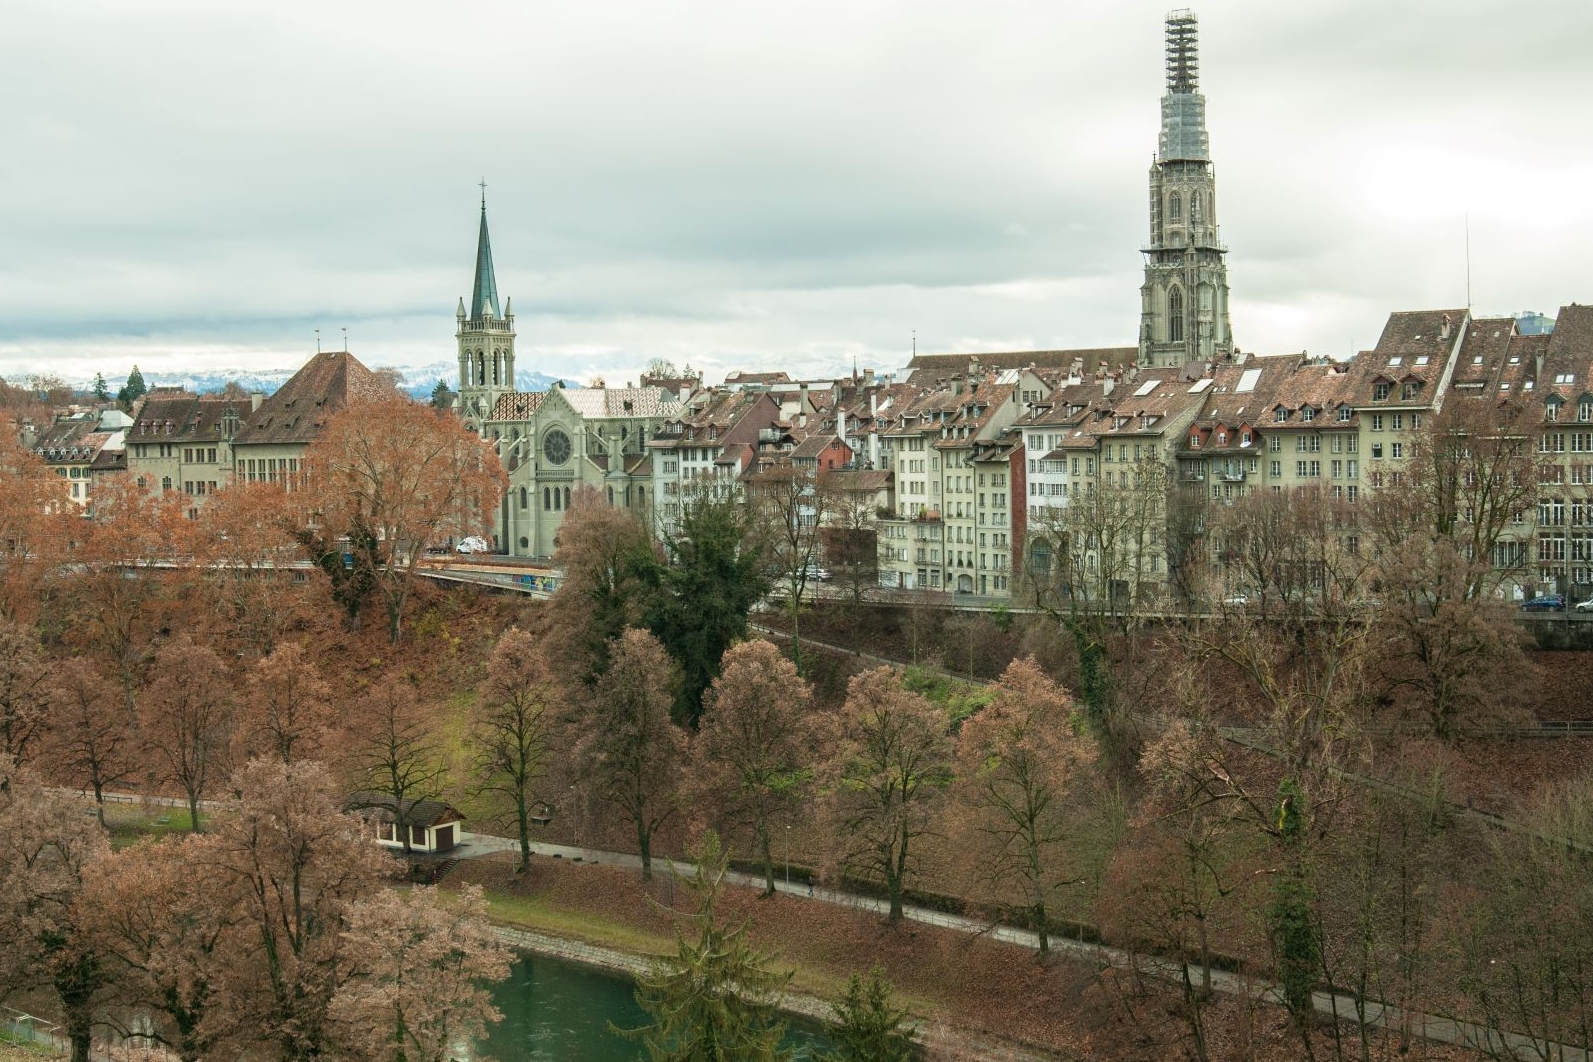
[1465,212,1472,312]
[314,328,321,353]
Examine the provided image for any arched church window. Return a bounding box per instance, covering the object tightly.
[519,486,528,509]
[492,350,500,386]
[1191,191,1203,223]
[553,489,561,512]
[542,487,550,510]
[1168,287,1184,342]
[563,486,571,509]
[607,486,614,506]
[1168,192,1182,222]
[476,351,485,386]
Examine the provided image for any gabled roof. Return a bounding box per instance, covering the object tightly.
[232,351,392,447]
[347,792,464,828]
[131,392,254,444]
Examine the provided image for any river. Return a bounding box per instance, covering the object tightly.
[479,953,832,1061]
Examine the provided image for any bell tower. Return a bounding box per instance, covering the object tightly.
[1139,10,1233,370]
[457,186,515,432]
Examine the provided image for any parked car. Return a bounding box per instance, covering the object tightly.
[1521,595,1566,612]
[803,565,832,582]
[456,536,490,555]
[1575,597,1593,613]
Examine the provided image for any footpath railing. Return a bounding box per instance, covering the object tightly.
[3,1006,65,1055]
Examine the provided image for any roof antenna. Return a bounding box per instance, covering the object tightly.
[342,326,348,352]
[912,329,916,357]
[1465,211,1472,313]
[314,328,321,353]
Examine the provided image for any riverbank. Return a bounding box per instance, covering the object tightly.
[450,851,1489,1062]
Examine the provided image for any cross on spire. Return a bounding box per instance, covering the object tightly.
[479,177,487,209]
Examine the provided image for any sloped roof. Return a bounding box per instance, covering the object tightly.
[346,792,463,828]
[560,386,677,419]
[131,393,254,444]
[233,351,391,447]
[905,347,1136,387]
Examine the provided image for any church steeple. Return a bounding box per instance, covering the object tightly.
[1139,9,1233,370]
[470,192,501,320]
[456,187,515,431]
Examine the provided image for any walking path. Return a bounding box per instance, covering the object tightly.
[457,831,1588,1061]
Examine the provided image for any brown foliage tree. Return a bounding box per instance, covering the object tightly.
[66,477,189,718]
[327,885,512,1062]
[238,642,332,766]
[826,666,953,922]
[299,394,506,643]
[45,658,135,822]
[955,657,1095,954]
[79,833,228,1062]
[748,464,828,672]
[0,617,50,771]
[691,639,822,895]
[138,640,235,831]
[546,487,661,683]
[573,628,683,880]
[0,430,71,620]
[474,627,557,875]
[0,760,113,1062]
[198,760,398,1062]
[189,480,306,656]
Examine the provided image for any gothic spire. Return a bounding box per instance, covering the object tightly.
[470,194,500,320]
[1158,10,1209,162]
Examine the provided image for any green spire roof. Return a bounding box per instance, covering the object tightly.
[470,201,501,319]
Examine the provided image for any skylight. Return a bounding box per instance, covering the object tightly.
[1133,379,1161,397]
[1389,356,1403,366]
[1187,378,1215,394]
[1236,369,1262,394]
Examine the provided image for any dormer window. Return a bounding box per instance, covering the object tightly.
[1241,431,1252,446]
[1337,406,1353,423]
[1274,408,1287,423]
[1190,432,1201,448]
[1301,407,1315,423]
[1581,400,1593,423]
[1547,399,1562,423]
[1217,431,1227,445]
[1373,383,1392,401]
[1401,382,1420,402]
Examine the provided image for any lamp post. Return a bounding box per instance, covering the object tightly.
[785,824,791,888]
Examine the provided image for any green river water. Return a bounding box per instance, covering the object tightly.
[478,953,832,1061]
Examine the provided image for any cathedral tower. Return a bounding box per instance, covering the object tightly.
[457,193,515,431]
[1139,10,1233,370]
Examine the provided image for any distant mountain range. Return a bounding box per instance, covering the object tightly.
[75,363,568,401]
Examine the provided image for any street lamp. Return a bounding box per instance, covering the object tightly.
[785,824,791,888]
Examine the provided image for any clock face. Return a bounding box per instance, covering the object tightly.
[543,428,572,466]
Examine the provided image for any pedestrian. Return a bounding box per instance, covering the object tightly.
[807,880,814,898]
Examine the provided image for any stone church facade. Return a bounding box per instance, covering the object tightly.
[453,198,677,559]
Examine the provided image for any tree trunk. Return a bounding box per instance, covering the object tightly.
[758,823,775,897]
[188,789,202,833]
[638,820,653,882]
[515,796,532,875]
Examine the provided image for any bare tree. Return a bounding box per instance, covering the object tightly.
[748,464,829,673]
[0,617,49,771]
[691,639,822,895]
[473,627,557,876]
[350,677,449,855]
[826,666,953,922]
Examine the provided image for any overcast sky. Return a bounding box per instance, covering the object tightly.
[4,0,1591,390]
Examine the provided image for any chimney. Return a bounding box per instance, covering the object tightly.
[249,391,264,412]
[951,376,963,396]
[863,368,875,388]
[1440,314,1453,341]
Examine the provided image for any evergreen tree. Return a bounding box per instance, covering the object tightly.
[429,379,455,409]
[650,482,770,727]
[822,969,914,1062]
[116,365,148,408]
[624,832,792,1062]
[92,373,110,402]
